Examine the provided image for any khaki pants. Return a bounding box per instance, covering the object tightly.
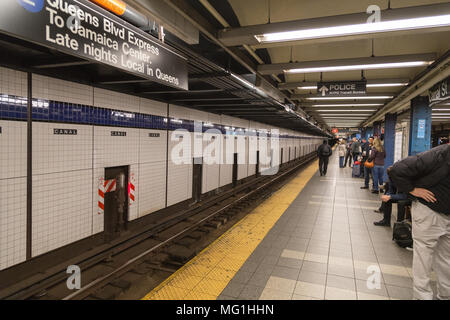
[412,201,450,300]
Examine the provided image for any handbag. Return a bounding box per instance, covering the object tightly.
[364,160,374,169]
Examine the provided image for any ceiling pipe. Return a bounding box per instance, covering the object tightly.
[89,0,152,28]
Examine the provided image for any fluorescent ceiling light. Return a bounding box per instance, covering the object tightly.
[306,96,393,100]
[432,116,450,119]
[320,114,371,116]
[312,103,383,107]
[255,14,450,43]
[432,113,450,116]
[316,109,376,112]
[286,61,430,73]
[297,85,317,90]
[433,109,450,111]
[367,83,408,88]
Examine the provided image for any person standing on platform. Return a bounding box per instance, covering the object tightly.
[338,140,346,168]
[344,138,353,167]
[361,136,374,190]
[317,139,332,176]
[368,137,385,194]
[388,144,450,300]
[351,137,361,166]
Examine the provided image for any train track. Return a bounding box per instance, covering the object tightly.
[0,153,316,300]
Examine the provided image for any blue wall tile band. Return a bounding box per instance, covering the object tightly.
[0,93,316,140]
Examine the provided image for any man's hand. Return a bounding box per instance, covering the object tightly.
[381,195,391,202]
[410,188,437,203]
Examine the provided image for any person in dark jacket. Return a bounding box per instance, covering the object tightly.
[368,137,386,194]
[361,136,374,190]
[388,144,450,300]
[350,137,361,165]
[374,169,409,226]
[344,139,353,167]
[317,140,332,176]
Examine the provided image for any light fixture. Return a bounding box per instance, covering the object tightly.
[316,109,376,112]
[432,113,450,116]
[320,114,372,116]
[254,14,450,43]
[286,61,430,73]
[433,109,450,111]
[366,83,408,88]
[311,103,383,107]
[306,96,393,100]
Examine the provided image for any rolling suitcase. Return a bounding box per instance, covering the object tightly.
[352,163,361,177]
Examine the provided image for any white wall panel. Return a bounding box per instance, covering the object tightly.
[138,130,167,217]
[32,123,92,175]
[32,170,92,257]
[93,126,139,168]
[0,66,27,97]
[140,98,167,117]
[94,88,140,113]
[0,177,26,270]
[0,120,27,179]
[32,74,93,106]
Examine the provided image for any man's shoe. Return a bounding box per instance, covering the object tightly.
[374,220,390,227]
[360,186,369,189]
[374,209,382,213]
[371,190,379,194]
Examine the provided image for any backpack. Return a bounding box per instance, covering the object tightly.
[392,221,413,248]
[321,145,331,157]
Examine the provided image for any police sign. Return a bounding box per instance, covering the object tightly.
[317,81,366,96]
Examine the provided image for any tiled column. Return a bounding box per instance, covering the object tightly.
[383,113,397,180]
[409,96,432,155]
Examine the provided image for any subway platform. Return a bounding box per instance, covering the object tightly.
[143,153,414,300]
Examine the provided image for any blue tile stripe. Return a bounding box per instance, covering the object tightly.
[0,94,317,140]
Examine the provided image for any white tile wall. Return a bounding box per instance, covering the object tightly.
[32,123,93,175]
[32,170,92,257]
[202,133,221,193]
[0,66,27,97]
[93,126,139,168]
[138,130,167,217]
[0,177,26,270]
[140,98,167,117]
[94,88,140,113]
[219,135,233,187]
[139,162,166,216]
[0,120,27,179]
[167,130,192,206]
[32,74,93,105]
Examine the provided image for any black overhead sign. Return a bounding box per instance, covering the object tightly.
[0,0,188,90]
[317,81,366,96]
[428,76,449,107]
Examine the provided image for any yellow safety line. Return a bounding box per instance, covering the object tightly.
[142,159,318,300]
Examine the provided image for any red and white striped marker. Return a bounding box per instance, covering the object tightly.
[129,174,136,204]
[98,178,117,214]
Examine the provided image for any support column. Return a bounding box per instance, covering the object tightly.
[383,113,397,180]
[26,72,32,260]
[409,96,432,156]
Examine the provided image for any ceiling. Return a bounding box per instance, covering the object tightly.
[215,0,450,128]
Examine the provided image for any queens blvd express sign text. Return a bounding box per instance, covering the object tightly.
[1,0,188,90]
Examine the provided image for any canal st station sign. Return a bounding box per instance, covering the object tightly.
[317,81,367,96]
[428,76,449,107]
[0,0,188,90]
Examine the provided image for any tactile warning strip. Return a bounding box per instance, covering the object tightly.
[142,159,318,300]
